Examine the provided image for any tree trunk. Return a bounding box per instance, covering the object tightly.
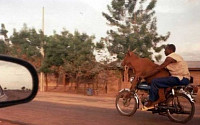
[105,81,108,94]
[56,74,59,87]
[76,82,79,93]
[96,76,99,95]
[92,82,95,94]
[56,66,61,87]
[105,69,108,94]
[63,73,66,91]
[45,73,48,91]
[70,82,73,90]
[84,83,86,95]
[75,72,80,93]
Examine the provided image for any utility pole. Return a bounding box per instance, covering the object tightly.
[40,6,45,92]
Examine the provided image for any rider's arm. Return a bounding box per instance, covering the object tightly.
[143,57,176,78]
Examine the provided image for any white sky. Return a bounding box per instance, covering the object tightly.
[0,61,32,90]
[0,0,200,61]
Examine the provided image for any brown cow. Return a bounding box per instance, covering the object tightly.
[122,50,170,103]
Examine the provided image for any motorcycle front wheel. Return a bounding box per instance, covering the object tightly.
[166,93,195,123]
[115,90,138,116]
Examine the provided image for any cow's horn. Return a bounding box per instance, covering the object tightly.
[128,45,130,51]
[133,48,137,52]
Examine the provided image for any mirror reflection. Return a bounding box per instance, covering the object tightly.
[0,61,32,102]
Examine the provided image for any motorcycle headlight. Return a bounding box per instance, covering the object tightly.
[130,77,135,83]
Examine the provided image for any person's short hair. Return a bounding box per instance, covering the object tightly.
[167,44,176,52]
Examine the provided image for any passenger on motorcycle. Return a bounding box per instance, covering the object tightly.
[140,44,190,111]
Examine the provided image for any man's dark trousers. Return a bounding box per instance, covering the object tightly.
[149,76,189,101]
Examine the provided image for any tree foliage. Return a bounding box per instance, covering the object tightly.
[0,24,9,42]
[102,0,170,61]
[9,24,43,68]
[4,24,103,85]
[0,24,9,54]
[0,39,9,54]
[39,30,101,83]
[63,31,99,80]
[39,30,71,75]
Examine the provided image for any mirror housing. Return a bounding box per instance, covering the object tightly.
[0,55,38,108]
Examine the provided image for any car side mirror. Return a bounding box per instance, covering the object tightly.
[0,55,38,108]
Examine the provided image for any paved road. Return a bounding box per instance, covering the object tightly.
[0,92,199,125]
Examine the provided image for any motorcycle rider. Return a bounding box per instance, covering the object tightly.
[140,44,190,111]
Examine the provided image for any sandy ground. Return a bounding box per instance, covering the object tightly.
[4,90,31,101]
[0,120,19,125]
[0,90,199,125]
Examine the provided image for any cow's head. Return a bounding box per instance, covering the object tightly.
[121,50,135,67]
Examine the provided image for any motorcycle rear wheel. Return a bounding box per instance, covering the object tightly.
[115,90,137,116]
[166,93,195,123]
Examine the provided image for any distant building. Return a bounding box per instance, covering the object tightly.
[187,61,200,85]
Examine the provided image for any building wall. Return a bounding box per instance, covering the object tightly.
[39,69,200,94]
[190,70,200,85]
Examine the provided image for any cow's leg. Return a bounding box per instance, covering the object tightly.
[151,89,166,105]
[157,89,166,103]
[149,78,168,104]
[130,74,143,90]
[123,76,140,98]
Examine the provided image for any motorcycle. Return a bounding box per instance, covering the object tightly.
[115,77,199,123]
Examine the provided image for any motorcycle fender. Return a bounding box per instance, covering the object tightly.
[118,88,139,109]
[185,93,195,103]
[134,93,140,109]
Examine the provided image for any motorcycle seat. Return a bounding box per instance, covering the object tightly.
[137,81,151,90]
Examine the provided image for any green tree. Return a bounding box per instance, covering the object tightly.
[21,86,26,91]
[40,30,72,88]
[63,31,101,91]
[102,0,170,61]
[40,30,101,91]
[0,40,8,54]
[9,24,43,68]
[0,24,10,54]
[64,31,97,79]
[0,24,9,44]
